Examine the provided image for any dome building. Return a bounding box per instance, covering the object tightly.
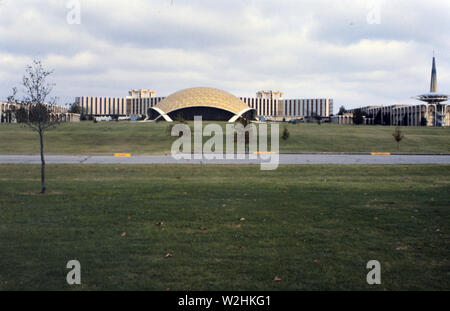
[147,87,256,122]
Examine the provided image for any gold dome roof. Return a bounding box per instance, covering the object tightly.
[153,87,252,118]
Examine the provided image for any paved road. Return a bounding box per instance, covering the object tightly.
[0,154,449,165]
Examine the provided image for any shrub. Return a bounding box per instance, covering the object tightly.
[353,109,364,125]
[420,117,427,126]
[68,103,81,114]
[175,112,186,123]
[282,126,290,140]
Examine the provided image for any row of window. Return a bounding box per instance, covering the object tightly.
[0,102,67,114]
[77,96,333,117]
[128,97,165,115]
[283,99,331,117]
[240,98,278,116]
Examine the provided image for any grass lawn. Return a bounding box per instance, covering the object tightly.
[0,164,448,290]
[0,122,449,154]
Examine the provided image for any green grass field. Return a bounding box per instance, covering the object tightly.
[0,122,449,154]
[0,164,448,290]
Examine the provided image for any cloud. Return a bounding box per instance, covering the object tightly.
[0,0,448,110]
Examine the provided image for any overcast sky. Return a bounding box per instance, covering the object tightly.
[1,0,449,112]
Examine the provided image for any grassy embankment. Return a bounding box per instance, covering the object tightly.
[0,122,449,154]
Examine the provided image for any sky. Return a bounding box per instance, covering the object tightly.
[0,0,449,112]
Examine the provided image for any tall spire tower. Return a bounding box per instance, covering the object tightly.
[415,53,448,126]
[430,55,437,93]
[415,54,448,105]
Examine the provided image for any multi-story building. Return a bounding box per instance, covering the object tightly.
[341,56,449,127]
[0,101,18,123]
[0,101,79,123]
[76,89,334,121]
[344,103,450,127]
[76,95,165,117]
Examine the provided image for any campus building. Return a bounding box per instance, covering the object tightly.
[0,101,79,123]
[148,87,256,122]
[330,113,354,125]
[75,88,333,122]
[347,103,450,127]
[336,56,449,126]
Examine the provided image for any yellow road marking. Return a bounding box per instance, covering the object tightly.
[371,152,391,155]
[114,153,131,157]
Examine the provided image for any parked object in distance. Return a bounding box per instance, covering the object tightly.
[94,116,112,122]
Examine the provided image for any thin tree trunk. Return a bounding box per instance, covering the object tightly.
[39,130,46,194]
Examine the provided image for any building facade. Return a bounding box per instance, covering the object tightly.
[0,101,79,123]
[75,96,166,117]
[240,97,333,121]
[331,114,353,125]
[347,104,450,127]
[340,56,449,127]
[76,89,333,121]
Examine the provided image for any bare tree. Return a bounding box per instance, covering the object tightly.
[9,60,61,194]
[392,127,404,151]
[237,115,252,152]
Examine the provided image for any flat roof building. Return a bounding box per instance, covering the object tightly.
[340,56,449,127]
[76,88,334,122]
[0,101,79,123]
